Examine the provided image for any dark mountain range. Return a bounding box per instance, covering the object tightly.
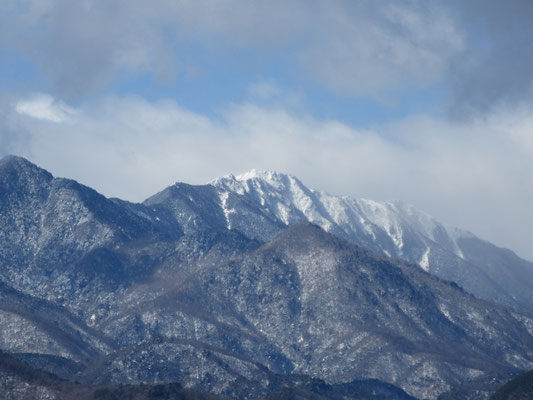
[489,369,533,400]
[0,349,224,400]
[0,279,111,374]
[0,349,417,400]
[1,156,533,399]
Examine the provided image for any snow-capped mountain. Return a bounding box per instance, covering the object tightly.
[210,169,468,260]
[146,169,533,314]
[3,156,533,399]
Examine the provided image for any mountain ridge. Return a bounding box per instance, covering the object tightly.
[151,167,533,314]
[2,156,533,399]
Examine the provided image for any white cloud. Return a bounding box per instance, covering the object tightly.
[15,93,76,123]
[6,93,533,261]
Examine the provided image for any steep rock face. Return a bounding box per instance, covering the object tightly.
[145,169,533,314]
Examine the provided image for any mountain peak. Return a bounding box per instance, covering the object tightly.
[0,155,53,193]
[0,155,47,173]
[235,169,293,182]
[210,169,306,199]
[210,169,299,186]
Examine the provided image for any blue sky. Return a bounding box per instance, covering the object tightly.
[1,0,533,260]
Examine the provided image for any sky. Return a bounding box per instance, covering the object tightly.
[1,0,533,260]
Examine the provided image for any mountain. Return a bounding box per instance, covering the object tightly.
[0,349,417,400]
[0,279,112,378]
[2,156,533,399]
[0,155,182,313]
[66,222,533,399]
[490,369,533,400]
[153,223,533,399]
[0,349,224,400]
[145,169,533,314]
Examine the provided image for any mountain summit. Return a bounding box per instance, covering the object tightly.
[150,169,533,314]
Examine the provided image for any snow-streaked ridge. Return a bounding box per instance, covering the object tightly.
[211,169,474,270]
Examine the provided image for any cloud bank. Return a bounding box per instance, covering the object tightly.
[4,93,533,260]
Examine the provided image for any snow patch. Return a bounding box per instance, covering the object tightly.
[419,248,430,271]
[219,191,232,229]
[439,304,453,322]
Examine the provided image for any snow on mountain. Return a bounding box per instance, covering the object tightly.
[209,170,533,314]
[211,169,472,263]
[3,157,533,399]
